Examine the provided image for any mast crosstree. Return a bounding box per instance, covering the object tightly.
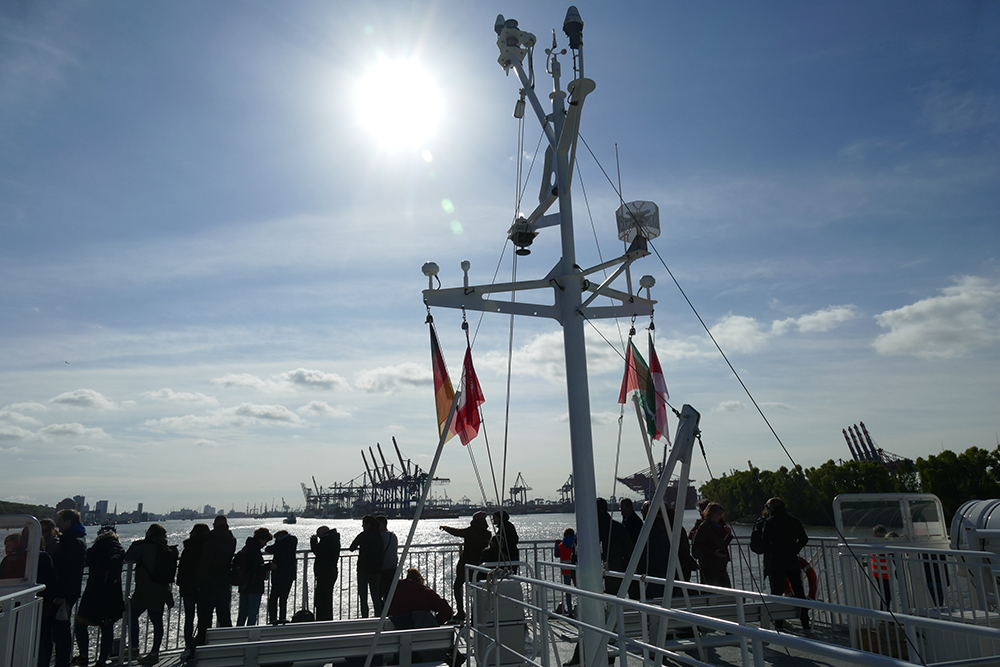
[422,8,665,666]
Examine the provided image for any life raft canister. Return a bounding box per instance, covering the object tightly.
[783,557,818,600]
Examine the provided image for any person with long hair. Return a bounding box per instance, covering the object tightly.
[125,523,175,664]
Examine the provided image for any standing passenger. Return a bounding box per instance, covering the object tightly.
[265,529,298,625]
[440,511,490,621]
[376,516,398,606]
[760,497,810,630]
[692,502,732,588]
[125,523,176,665]
[310,526,341,621]
[196,515,237,645]
[555,528,577,614]
[596,498,633,595]
[235,528,272,626]
[481,511,520,570]
[349,515,384,617]
[73,526,125,667]
[871,524,892,609]
[42,509,86,667]
[177,523,209,660]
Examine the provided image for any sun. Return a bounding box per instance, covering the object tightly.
[355,58,443,150]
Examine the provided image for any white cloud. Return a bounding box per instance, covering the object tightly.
[479,325,628,384]
[873,276,1000,359]
[773,305,858,334]
[73,445,100,452]
[3,402,47,412]
[711,315,769,353]
[760,402,793,411]
[557,410,622,425]
[48,389,117,409]
[194,439,218,448]
[298,401,352,418]
[37,423,109,440]
[355,362,430,393]
[0,410,41,428]
[213,373,271,390]
[912,80,1000,134]
[0,445,24,454]
[232,403,302,423]
[0,423,34,441]
[142,388,219,405]
[213,369,348,392]
[144,402,304,432]
[278,368,349,391]
[716,401,746,412]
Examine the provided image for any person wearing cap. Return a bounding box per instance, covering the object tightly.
[235,527,272,627]
[440,511,491,621]
[310,525,341,621]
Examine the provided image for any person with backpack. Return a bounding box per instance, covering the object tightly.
[73,526,125,667]
[234,528,272,626]
[310,526,341,621]
[125,523,177,665]
[349,515,384,617]
[756,497,810,630]
[265,529,298,625]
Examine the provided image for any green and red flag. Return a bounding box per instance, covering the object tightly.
[619,335,670,442]
[648,334,670,443]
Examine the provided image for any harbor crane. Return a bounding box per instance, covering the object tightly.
[510,472,532,506]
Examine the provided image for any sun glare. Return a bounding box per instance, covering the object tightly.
[355,58,443,150]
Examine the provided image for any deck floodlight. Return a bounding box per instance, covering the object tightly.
[563,7,584,49]
[507,216,537,256]
[616,200,660,242]
[495,14,505,36]
[422,261,440,290]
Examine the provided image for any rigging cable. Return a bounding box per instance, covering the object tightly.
[644,239,926,662]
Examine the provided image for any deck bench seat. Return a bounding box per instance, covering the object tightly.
[195,625,455,667]
[204,617,391,645]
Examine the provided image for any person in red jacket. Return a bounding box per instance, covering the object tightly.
[554,528,576,615]
[388,568,454,625]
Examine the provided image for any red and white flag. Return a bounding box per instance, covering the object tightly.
[450,344,485,445]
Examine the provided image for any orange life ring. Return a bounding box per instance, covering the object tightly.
[783,557,818,600]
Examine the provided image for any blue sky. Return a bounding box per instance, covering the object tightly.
[2,2,998,514]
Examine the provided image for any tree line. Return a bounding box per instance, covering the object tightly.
[698,446,1000,526]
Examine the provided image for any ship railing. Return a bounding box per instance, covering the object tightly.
[110,539,557,659]
[837,543,1000,628]
[465,563,1000,667]
[0,515,43,667]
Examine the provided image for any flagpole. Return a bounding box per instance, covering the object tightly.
[630,394,659,485]
[361,389,463,667]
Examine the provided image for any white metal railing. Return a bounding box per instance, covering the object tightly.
[0,585,45,667]
[464,563,1000,667]
[47,531,1000,663]
[0,515,43,667]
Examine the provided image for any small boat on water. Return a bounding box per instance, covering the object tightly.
[282,513,296,524]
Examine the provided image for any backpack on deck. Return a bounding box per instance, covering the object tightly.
[291,609,315,623]
[749,517,766,555]
[230,549,248,587]
[150,543,179,584]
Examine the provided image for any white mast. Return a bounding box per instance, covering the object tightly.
[422,8,655,667]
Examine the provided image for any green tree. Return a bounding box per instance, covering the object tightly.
[916,446,1000,521]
